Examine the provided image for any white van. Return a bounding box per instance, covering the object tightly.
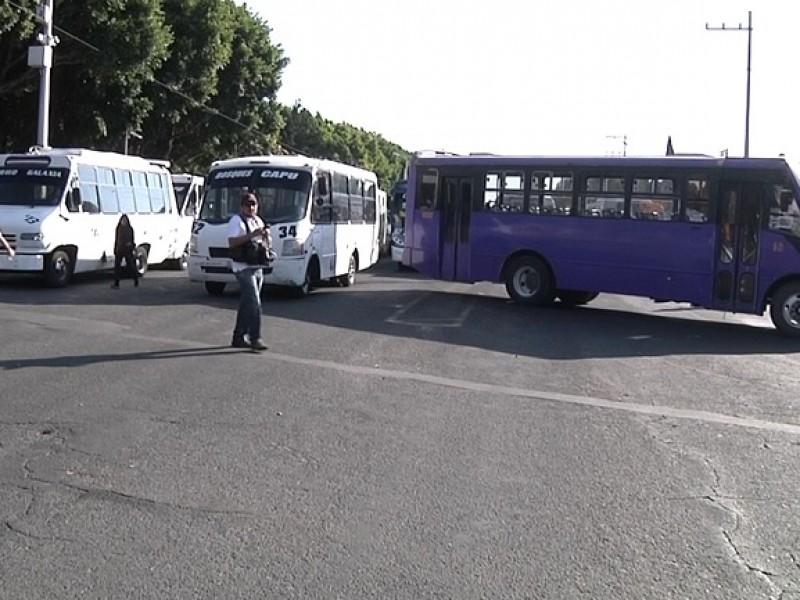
[0,147,186,286]
[170,173,205,270]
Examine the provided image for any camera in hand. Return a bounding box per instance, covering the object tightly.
[230,241,274,267]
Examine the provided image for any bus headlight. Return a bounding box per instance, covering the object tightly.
[18,232,46,248]
[281,238,304,256]
[189,236,198,254]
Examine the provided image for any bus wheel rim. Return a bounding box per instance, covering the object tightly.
[516,267,539,296]
[782,293,800,328]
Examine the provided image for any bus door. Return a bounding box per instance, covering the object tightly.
[713,181,762,312]
[439,177,473,281]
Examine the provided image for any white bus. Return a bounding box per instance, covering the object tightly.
[189,155,386,296]
[0,148,187,286]
[170,173,205,269]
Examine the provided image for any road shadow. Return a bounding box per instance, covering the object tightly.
[0,345,244,371]
[1,259,797,359]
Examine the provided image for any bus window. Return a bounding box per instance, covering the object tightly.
[720,190,736,263]
[579,175,625,218]
[685,178,710,222]
[767,183,800,237]
[312,172,332,224]
[97,167,119,214]
[349,177,364,222]
[531,171,573,215]
[630,176,680,221]
[419,171,438,210]
[483,171,523,212]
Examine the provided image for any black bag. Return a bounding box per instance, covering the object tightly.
[230,214,273,270]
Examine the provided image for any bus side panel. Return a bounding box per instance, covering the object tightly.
[468,213,716,305]
[757,230,800,310]
[408,209,442,278]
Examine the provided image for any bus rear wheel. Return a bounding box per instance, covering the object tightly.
[504,255,555,306]
[135,246,148,277]
[44,248,74,288]
[205,281,226,296]
[770,282,800,337]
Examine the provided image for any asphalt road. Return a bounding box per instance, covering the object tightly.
[1,260,799,599]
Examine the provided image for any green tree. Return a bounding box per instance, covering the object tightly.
[280,102,409,191]
[138,0,288,172]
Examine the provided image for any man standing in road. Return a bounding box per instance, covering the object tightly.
[228,191,272,351]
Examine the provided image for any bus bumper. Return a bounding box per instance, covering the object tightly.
[0,253,45,272]
[188,255,305,288]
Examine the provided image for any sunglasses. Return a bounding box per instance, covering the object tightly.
[244,201,257,206]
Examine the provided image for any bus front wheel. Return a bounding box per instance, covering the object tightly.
[44,248,73,288]
[337,253,357,287]
[505,256,555,306]
[770,282,800,337]
[205,281,226,296]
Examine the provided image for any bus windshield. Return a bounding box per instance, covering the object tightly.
[0,167,68,207]
[200,168,312,225]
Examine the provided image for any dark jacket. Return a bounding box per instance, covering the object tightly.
[114,221,135,254]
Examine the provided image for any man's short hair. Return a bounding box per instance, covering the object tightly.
[241,192,258,205]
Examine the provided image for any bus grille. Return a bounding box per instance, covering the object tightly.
[202,266,232,274]
[0,233,16,252]
[209,246,231,258]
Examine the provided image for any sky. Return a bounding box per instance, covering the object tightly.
[244,0,798,161]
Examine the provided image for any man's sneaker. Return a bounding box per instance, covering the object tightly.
[250,339,268,351]
[231,337,250,349]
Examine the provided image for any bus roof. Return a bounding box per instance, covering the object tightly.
[410,153,790,171]
[209,154,377,180]
[0,147,171,170]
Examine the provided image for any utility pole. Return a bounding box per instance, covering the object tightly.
[706,10,752,158]
[27,0,59,149]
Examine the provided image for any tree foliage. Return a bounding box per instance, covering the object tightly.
[0,0,409,188]
[280,102,408,191]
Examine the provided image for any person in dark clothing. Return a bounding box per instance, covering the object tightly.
[111,214,139,288]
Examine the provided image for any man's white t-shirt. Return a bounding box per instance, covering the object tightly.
[227,213,266,273]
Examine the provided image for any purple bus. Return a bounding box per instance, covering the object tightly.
[402,153,800,336]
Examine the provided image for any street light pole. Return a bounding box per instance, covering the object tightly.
[27,0,58,149]
[706,10,752,158]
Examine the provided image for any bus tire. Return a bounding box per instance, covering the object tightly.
[337,253,357,287]
[769,282,800,337]
[135,246,149,277]
[171,246,189,271]
[558,290,599,306]
[294,260,317,298]
[44,248,74,288]
[205,281,226,296]
[504,255,555,306]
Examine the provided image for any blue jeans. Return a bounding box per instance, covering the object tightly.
[233,267,264,341]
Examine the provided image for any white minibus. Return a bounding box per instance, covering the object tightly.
[0,148,186,286]
[189,155,386,296]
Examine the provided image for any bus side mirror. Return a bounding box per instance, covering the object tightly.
[315,196,325,206]
[67,188,81,212]
[317,177,328,196]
